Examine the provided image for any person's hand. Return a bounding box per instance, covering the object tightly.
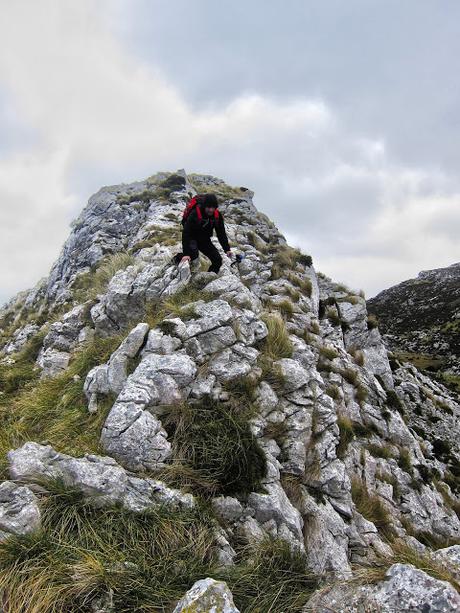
[180,255,191,264]
[226,251,233,258]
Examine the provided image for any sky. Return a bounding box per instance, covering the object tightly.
[1,0,459,305]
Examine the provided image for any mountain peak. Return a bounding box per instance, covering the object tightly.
[0,170,459,612]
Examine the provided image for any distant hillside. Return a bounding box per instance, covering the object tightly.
[367,263,460,395]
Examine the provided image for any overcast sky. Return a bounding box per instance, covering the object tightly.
[1,0,459,305]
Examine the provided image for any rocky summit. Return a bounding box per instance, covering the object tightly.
[0,169,459,612]
[367,262,460,397]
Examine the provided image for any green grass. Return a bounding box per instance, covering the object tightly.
[0,335,121,478]
[271,245,313,279]
[0,495,319,613]
[72,252,136,302]
[319,345,339,360]
[286,273,312,297]
[276,299,295,318]
[366,443,394,460]
[397,447,413,474]
[145,286,213,328]
[357,539,460,593]
[0,484,218,613]
[325,384,341,401]
[162,397,266,497]
[0,329,47,399]
[326,307,341,326]
[224,539,319,613]
[367,314,379,330]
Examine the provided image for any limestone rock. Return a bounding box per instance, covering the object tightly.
[173,578,240,613]
[8,442,194,512]
[0,481,41,541]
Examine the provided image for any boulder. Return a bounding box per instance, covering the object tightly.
[173,578,240,613]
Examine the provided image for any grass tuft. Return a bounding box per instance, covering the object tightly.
[162,397,266,497]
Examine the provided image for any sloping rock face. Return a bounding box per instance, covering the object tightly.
[367,263,460,388]
[305,561,460,612]
[1,170,460,611]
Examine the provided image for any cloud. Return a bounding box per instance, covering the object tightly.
[0,0,459,305]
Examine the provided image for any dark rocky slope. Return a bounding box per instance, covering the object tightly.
[367,263,460,395]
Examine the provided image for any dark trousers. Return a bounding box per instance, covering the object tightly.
[175,238,223,273]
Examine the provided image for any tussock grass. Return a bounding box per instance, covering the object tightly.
[319,345,339,360]
[260,313,293,361]
[325,384,341,401]
[0,329,47,398]
[145,286,212,328]
[326,307,341,326]
[356,383,369,405]
[276,298,295,318]
[72,252,136,302]
[224,538,319,613]
[162,397,266,497]
[287,273,313,297]
[0,483,217,613]
[397,447,413,474]
[351,477,395,540]
[366,443,394,460]
[367,314,379,330]
[336,414,355,458]
[281,473,304,508]
[0,335,121,478]
[271,246,313,280]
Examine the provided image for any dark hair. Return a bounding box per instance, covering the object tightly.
[198,193,218,208]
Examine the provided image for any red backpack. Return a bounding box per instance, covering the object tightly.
[182,195,220,225]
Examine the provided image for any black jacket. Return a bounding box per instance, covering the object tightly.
[182,208,230,256]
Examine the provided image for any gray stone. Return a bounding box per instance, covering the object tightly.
[305,563,460,612]
[0,481,41,541]
[8,442,194,512]
[173,578,240,613]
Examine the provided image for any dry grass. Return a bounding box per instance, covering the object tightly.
[72,252,137,302]
[260,312,293,360]
[351,477,395,540]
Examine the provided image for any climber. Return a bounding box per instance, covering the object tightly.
[174,193,232,273]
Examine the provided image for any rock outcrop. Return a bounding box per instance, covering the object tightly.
[0,170,459,612]
[367,262,460,391]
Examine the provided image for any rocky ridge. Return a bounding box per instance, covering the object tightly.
[0,169,459,612]
[367,262,460,393]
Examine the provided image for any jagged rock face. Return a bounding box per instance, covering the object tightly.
[367,262,460,385]
[1,170,460,611]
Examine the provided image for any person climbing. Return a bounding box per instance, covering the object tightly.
[174,193,232,273]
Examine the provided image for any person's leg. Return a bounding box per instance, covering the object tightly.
[189,240,199,265]
[198,239,222,273]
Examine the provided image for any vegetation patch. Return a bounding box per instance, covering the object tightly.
[0,329,47,400]
[0,483,217,613]
[336,415,355,458]
[271,245,313,280]
[162,397,267,497]
[260,313,293,361]
[72,252,137,302]
[224,538,319,613]
[319,345,339,361]
[0,335,120,478]
[351,477,395,540]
